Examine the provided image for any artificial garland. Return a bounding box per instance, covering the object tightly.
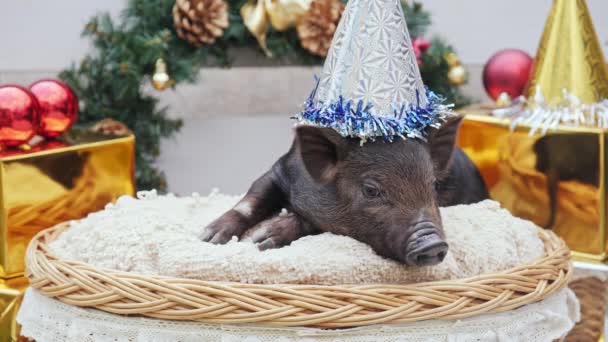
[60,0,469,191]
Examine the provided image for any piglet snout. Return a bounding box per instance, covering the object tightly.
[404,222,448,267]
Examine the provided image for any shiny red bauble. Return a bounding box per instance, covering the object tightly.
[29,79,78,138]
[0,85,40,147]
[482,49,534,100]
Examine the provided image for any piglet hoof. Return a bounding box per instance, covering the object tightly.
[251,213,303,251]
[200,210,250,244]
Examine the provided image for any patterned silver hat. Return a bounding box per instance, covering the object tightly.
[295,0,452,142]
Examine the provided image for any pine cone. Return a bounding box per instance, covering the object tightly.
[173,0,229,47]
[296,0,344,57]
[90,119,132,136]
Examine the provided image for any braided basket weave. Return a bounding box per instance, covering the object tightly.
[25,223,572,328]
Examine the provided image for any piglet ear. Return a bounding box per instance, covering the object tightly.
[295,125,347,183]
[428,115,463,175]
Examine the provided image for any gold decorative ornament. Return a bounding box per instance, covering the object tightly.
[241,0,272,56]
[152,58,173,91]
[526,0,608,104]
[265,0,312,31]
[444,52,466,85]
[447,64,466,85]
[496,92,512,108]
[172,0,229,47]
[296,0,344,57]
[241,0,312,56]
[444,52,461,67]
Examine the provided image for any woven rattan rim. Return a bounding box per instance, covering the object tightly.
[25,222,572,328]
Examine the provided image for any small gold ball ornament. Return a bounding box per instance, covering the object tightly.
[445,52,467,85]
[447,65,467,85]
[495,92,512,107]
[152,58,173,91]
[444,52,461,67]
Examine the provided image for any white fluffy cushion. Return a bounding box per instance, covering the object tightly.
[50,191,545,285]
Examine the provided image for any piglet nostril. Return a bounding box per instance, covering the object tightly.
[405,238,448,267]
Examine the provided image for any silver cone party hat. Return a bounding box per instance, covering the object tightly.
[295,0,452,141]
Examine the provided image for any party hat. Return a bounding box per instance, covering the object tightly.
[294,0,452,142]
[508,0,608,133]
[527,0,608,104]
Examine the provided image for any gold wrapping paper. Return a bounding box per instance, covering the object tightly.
[0,132,135,278]
[526,0,608,104]
[458,113,606,260]
[0,277,28,341]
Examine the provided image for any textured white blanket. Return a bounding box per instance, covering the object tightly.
[50,190,545,285]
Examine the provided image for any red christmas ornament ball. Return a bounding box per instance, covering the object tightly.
[483,49,533,100]
[29,79,78,138]
[0,85,40,147]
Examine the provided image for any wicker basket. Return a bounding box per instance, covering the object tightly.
[26,223,572,328]
[564,276,607,341]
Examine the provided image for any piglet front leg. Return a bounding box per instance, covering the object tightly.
[250,212,317,250]
[201,170,284,244]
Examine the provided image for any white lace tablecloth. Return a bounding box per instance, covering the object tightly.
[18,288,579,342]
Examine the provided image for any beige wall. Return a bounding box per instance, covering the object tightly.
[1,0,607,70]
[424,0,608,64]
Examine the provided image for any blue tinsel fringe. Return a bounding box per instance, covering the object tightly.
[293,77,454,143]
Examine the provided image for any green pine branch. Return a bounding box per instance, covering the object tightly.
[420,37,471,108]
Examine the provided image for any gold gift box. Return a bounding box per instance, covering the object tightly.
[0,277,28,341]
[458,111,606,261]
[0,130,135,278]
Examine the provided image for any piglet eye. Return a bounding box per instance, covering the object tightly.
[433,179,442,192]
[362,183,381,198]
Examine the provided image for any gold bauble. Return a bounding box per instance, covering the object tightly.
[444,52,461,67]
[495,92,512,108]
[447,65,466,85]
[152,58,173,91]
[265,0,311,31]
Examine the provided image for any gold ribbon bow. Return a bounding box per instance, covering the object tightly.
[241,0,312,56]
